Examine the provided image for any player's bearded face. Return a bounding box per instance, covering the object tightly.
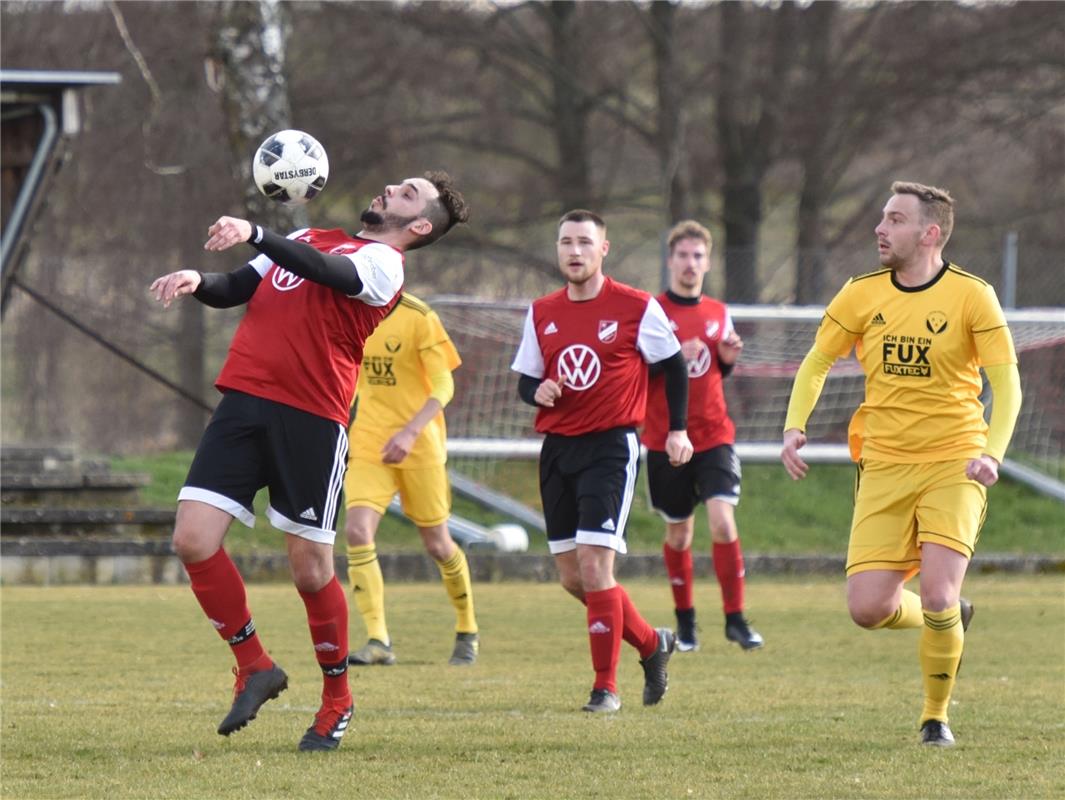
[557,220,607,285]
[360,207,419,232]
[668,238,709,291]
[876,194,929,270]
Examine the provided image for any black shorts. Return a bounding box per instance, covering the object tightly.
[539,427,640,555]
[179,390,348,544]
[646,444,742,522]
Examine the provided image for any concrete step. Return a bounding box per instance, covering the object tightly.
[0,507,175,537]
[1,473,152,507]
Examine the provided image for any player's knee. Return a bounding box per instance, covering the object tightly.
[560,575,584,601]
[345,516,375,547]
[419,525,454,561]
[664,529,692,551]
[848,601,891,629]
[919,586,958,613]
[172,526,214,564]
[290,558,333,593]
[708,522,738,543]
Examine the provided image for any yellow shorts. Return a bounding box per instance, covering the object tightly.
[846,458,987,579]
[344,458,451,528]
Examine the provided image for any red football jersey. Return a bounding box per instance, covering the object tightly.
[215,228,403,426]
[642,292,736,452]
[511,277,680,436]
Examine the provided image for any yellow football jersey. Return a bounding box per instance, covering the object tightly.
[814,263,1017,463]
[349,294,461,468]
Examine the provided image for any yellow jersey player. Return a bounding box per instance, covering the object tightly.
[781,181,1022,747]
[343,293,479,666]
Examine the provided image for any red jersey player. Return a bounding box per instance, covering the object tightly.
[511,209,694,713]
[643,220,763,652]
[149,172,469,751]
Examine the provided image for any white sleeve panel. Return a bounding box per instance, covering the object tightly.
[724,308,735,337]
[637,297,682,363]
[510,307,545,378]
[248,228,309,277]
[346,243,404,307]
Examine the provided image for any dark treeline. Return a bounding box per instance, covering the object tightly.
[1,1,1063,452]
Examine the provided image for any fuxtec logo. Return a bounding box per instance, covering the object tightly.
[557,345,600,391]
[364,356,396,386]
[687,340,711,378]
[882,333,932,377]
[271,267,304,292]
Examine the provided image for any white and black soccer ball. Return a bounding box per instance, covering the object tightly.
[252,129,329,206]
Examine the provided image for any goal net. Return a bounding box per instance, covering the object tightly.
[432,297,1065,498]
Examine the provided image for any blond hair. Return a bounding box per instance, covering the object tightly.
[667,220,712,254]
[891,181,955,247]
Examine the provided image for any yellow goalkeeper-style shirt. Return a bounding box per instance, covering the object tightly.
[814,262,1017,463]
[349,294,461,468]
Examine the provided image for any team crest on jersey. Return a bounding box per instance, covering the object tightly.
[385,337,402,353]
[926,311,948,335]
[705,320,720,339]
[598,320,618,343]
[557,344,601,391]
[271,267,305,292]
[687,340,711,378]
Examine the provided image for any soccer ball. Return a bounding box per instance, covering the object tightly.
[252,130,329,206]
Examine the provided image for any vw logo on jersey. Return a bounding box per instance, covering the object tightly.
[688,339,712,378]
[271,267,305,292]
[598,320,618,343]
[705,320,721,339]
[557,345,601,391]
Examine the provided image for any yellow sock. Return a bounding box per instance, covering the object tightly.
[346,543,389,644]
[435,546,477,634]
[872,589,923,629]
[919,604,965,723]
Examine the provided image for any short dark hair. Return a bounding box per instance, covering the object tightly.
[409,170,470,251]
[891,181,955,247]
[558,209,606,234]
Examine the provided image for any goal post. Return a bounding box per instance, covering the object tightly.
[432,297,1065,501]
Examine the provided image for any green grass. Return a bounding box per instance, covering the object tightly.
[112,452,1065,556]
[2,577,1063,799]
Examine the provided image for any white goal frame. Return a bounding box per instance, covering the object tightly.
[436,299,1065,502]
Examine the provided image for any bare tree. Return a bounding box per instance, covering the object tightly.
[716,1,799,302]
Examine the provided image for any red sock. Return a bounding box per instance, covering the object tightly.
[577,589,653,655]
[585,587,623,693]
[184,549,271,674]
[663,542,694,612]
[713,539,746,615]
[298,576,352,707]
[618,584,659,659]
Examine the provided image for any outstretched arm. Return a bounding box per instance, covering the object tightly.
[204,216,366,295]
[149,264,262,309]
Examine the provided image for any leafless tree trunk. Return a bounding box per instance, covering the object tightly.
[717,1,798,302]
[793,1,836,304]
[213,0,305,231]
[543,1,592,212]
[649,0,690,223]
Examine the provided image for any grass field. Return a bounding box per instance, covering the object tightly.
[2,577,1063,799]
[112,452,1065,556]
